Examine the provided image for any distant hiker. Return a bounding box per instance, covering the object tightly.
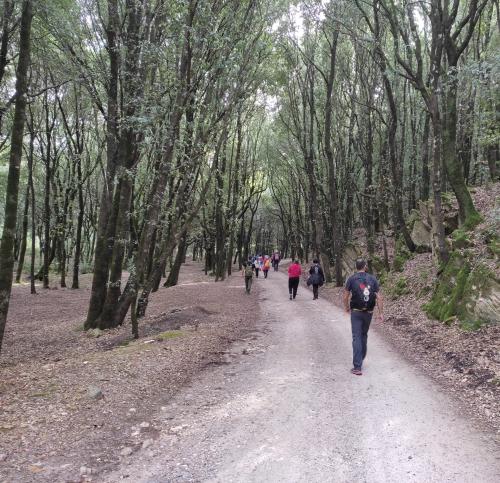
[307,258,325,300]
[254,255,261,278]
[343,258,384,376]
[263,256,271,278]
[288,259,302,300]
[242,260,254,294]
[272,252,280,271]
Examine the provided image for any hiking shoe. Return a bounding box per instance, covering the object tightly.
[289,294,292,300]
[350,368,362,376]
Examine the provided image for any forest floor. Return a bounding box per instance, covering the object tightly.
[0,261,261,483]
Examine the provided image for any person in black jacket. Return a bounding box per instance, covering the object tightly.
[308,259,325,300]
[343,258,384,376]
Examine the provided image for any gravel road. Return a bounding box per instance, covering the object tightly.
[107,271,500,482]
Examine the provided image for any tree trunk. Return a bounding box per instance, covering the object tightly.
[15,183,29,283]
[85,0,120,329]
[442,79,481,228]
[164,232,187,288]
[0,0,32,354]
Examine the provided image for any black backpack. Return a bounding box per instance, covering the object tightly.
[350,273,377,311]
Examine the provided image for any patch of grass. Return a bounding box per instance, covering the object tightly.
[29,384,58,398]
[418,285,432,297]
[441,191,455,207]
[390,276,410,298]
[462,212,482,230]
[451,228,472,249]
[395,278,409,296]
[393,236,413,272]
[156,330,183,341]
[460,319,483,331]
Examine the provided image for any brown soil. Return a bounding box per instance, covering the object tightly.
[0,260,257,482]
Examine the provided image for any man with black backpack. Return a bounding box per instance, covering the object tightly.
[343,258,384,375]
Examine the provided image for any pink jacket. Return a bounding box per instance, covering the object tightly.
[288,263,301,278]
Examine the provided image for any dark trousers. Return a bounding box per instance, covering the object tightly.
[288,277,300,298]
[245,276,252,293]
[255,268,260,278]
[273,261,279,271]
[351,310,373,369]
[312,284,319,299]
[264,269,269,278]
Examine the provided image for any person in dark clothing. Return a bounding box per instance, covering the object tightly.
[242,260,254,294]
[287,259,302,300]
[272,252,280,271]
[308,258,325,300]
[343,258,384,376]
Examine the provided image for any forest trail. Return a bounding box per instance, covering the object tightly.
[106,271,500,482]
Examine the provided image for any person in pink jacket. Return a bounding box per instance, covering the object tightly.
[287,260,302,300]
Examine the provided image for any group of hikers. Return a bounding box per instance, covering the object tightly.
[242,253,281,290]
[242,255,383,377]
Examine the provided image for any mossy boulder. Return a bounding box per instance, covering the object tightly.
[342,243,362,276]
[457,265,500,327]
[411,219,432,252]
[424,252,500,328]
[423,252,470,322]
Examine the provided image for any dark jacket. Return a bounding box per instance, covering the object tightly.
[308,264,325,286]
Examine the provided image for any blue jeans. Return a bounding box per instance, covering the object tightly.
[351,311,373,369]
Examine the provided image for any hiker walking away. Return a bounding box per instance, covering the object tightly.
[263,256,271,278]
[288,259,302,300]
[254,255,260,278]
[272,252,280,271]
[343,258,384,376]
[242,260,254,294]
[307,258,325,300]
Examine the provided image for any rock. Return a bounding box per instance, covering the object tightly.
[120,446,134,457]
[87,386,104,400]
[410,220,432,252]
[87,328,104,338]
[342,244,362,277]
[139,421,150,428]
[169,424,189,434]
[142,439,153,449]
[80,466,92,475]
[0,453,7,462]
[473,280,500,325]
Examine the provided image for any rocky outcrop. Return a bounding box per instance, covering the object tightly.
[341,243,362,277]
[409,200,460,257]
[424,253,500,327]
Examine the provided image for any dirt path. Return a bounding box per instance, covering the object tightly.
[103,270,500,482]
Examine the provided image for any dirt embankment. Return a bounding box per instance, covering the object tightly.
[0,261,256,482]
